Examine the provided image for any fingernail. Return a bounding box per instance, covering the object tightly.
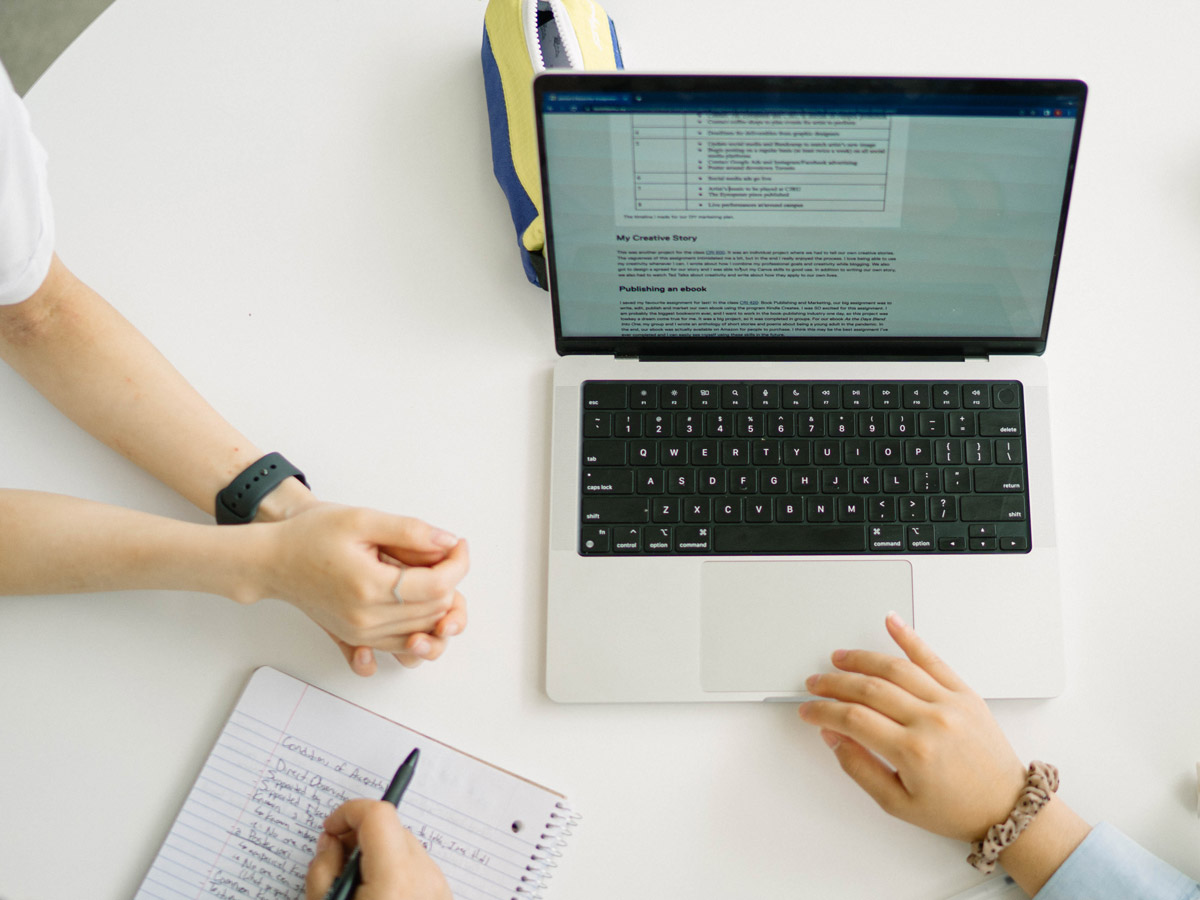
[805,674,820,691]
[355,648,373,669]
[443,621,460,636]
[821,730,842,749]
[887,611,907,628]
[316,832,335,853]
[832,648,848,663]
[431,528,458,549]
[412,637,430,656]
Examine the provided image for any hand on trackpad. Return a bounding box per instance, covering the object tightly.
[699,560,914,694]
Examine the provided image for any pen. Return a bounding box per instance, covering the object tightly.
[321,747,421,900]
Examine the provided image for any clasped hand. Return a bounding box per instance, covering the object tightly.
[233,501,469,676]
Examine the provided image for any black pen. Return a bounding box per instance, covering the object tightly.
[322,748,420,900]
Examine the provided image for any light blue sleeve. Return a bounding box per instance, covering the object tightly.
[1034,822,1200,900]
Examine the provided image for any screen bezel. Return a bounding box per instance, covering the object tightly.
[534,73,1087,359]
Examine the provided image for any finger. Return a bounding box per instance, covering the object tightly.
[393,631,448,668]
[432,592,467,638]
[305,831,346,900]
[805,669,925,725]
[352,801,412,888]
[819,730,912,819]
[797,698,906,762]
[886,611,969,693]
[388,542,469,605]
[827,647,945,704]
[324,629,378,677]
[366,513,460,562]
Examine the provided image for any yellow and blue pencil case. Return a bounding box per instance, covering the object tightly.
[482,0,623,288]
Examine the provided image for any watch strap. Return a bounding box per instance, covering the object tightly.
[215,452,308,525]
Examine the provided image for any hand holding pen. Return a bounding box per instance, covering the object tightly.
[306,749,452,900]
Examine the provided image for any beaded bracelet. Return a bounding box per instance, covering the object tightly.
[967,761,1060,874]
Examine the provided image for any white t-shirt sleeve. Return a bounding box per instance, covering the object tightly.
[0,65,56,306]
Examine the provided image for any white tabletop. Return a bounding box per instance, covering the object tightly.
[3,1,1199,898]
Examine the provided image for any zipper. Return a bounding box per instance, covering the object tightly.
[523,0,585,73]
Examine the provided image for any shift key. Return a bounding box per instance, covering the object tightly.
[960,495,1026,522]
[581,496,650,523]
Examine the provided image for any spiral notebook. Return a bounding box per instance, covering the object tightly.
[134,667,578,900]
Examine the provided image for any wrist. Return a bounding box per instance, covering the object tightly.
[253,475,316,522]
[215,452,310,524]
[997,795,1091,896]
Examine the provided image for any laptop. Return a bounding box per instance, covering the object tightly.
[537,73,1086,702]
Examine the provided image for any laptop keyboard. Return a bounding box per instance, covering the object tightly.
[578,380,1032,556]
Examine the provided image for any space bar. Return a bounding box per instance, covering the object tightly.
[713,525,866,554]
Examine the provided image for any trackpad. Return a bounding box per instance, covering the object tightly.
[700,560,914,693]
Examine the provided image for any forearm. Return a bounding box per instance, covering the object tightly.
[0,488,260,602]
[0,255,307,518]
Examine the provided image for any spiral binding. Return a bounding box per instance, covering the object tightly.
[515,801,582,898]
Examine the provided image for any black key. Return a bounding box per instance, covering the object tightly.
[582,382,626,409]
[581,468,634,494]
[838,496,866,522]
[675,526,712,552]
[714,498,742,522]
[652,498,681,523]
[628,440,657,465]
[581,496,650,523]
[578,528,609,556]
[579,526,610,553]
[637,470,664,494]
[583,413,611,437]
[691,384,720,408]
[781,383,811,408]
[660,384,689,408]
[612,526,641,553]
[902,384,931,408]
[806,497,835,522]
[992,383,1022,409]
[842,384,870,409]
[973,467,1026,493]
[643,526,673,553]
[907,525,935,551]
[645,413,672,437]
[752,385,780,409]
[629,384,658,409]
[979,411,1022,436]
[960,496,1027,522]
[1000,535,1030,551]
[775,497,805,522]
[812,384,839,408]
[582,440,625,466]
[868,525,904,551]
[994,438,1023,464]
[683,497,710,522]
[962,384,991,409]
[872,384,900,409]
[932,384,961,409]
[713,524,867,553]
[668,468,695,493]
[722,384,750,408]
[745,499,773,522]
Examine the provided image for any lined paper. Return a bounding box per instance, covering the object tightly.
[134,667,572,900]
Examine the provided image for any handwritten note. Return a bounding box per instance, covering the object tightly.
[134,668,574,900]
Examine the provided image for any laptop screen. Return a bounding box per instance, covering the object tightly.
[535,74,1086,358]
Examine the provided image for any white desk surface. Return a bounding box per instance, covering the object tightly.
[3,1,1199,898]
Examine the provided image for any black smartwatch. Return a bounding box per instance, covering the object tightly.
[215,452,308,525]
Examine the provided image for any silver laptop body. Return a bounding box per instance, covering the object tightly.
[539,74,1086,702]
